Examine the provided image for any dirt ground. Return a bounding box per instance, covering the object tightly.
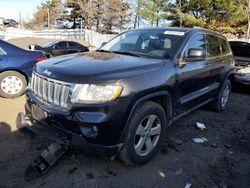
[0,85,249,188]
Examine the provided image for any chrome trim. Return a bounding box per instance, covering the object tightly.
[30,73,72,109]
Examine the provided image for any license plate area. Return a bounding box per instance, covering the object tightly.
[31,104,47,121]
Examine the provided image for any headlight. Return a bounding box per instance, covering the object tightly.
[71,84,123,104]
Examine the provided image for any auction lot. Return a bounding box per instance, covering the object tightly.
[0,86,249,188]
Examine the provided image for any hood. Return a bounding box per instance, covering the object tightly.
[34,52,165,84]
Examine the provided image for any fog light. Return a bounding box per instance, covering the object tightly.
[79,126,98,138]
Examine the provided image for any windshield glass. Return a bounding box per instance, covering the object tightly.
[42,41,57,48]
[99,30,185,59]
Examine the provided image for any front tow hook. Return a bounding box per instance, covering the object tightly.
[25,143,69,181]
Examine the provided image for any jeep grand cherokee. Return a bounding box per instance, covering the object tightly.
[17,27,235,165]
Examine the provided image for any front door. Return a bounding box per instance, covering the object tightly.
[175,34,211,116]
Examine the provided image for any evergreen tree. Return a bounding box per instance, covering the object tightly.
[138,0,170,27]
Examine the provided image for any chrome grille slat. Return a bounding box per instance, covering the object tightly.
[34,75,38,94]
[48,81,54,103]
[30,73,71,108]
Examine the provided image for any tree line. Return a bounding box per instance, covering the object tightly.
[25,0,250,37]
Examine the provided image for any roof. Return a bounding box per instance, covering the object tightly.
[132,27,225,38]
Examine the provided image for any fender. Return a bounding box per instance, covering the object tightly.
[119,90,173,143]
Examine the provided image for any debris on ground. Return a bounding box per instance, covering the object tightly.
[68,167,77,174]
[225,144,232,149]
[184,182,191,188]
[211,143,218,148]
[175,139,183,145]
[192,137,208,143]
[196,122,207,131]
[86,172,95,180]
[24,143,69,181]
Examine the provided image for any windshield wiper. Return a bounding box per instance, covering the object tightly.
[111,51,141,57]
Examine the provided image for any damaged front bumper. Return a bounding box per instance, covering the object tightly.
[235,73,250,85]
[235,64,250,85]
[16,112,122,157]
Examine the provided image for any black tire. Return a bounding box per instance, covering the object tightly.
[46,52,53,58]
[208,79,231,112]
[119,101,167,166]
[0,71,27,98]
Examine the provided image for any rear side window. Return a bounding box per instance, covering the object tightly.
[55,42,67,49]
[206,35,221,57]
[68,42,80,47]
[220,38,230,55]
[184,34,206,57]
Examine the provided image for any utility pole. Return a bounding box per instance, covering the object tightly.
[47,8,50,28]
[47,0,52,29]
[179,0,182,27]
[247,0,250,38]
[88,0,92,29]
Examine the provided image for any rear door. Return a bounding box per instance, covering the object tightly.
[205,35,232,97]
[53,41,68,56]
[67,42,81,54]
[176,33,211,115]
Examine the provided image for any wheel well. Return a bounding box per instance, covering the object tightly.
[150,96,167,111]
[0,69,29,83]
[148,95,172,122]
[227,73,235,83]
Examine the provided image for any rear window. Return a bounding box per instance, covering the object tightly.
[0,47,7,55]
[206,35,221,57]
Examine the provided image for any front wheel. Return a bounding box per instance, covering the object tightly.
[209,79,231,112]
[0,71,27,98]
[119,101,167,166]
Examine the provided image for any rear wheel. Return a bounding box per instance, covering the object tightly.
[209,79,231,112]
[119,101,166,166]
[0,71,27,98]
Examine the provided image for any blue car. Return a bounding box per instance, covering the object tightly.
[0,40,47,98]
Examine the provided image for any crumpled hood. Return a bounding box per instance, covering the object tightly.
[34,52,165,84]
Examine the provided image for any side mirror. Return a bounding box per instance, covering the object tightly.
[101,42,107,47]
[187,48,205,59]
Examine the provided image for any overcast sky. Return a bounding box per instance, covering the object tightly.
[0,0,46,21]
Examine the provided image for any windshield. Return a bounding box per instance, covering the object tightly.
[42,41,58,48]
[99,30,185,59]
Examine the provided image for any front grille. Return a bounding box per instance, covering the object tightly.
[30,73,72,108]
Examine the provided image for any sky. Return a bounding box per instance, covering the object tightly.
[0,0,46,21]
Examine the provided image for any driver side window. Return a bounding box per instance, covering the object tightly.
[184,34,206,58]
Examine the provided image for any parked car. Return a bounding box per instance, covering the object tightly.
[17,27,234,165]
[0,40,47,98]
[3,19,18,27]
[29,41,89,58]
[229,41,250,85]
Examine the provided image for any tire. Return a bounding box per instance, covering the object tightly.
[46,52,53,58]
[0,71,27,98]
[208,79,231,112]
[119,101,167,166]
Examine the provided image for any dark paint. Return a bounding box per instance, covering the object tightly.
[36,41,89,57]
[20,28,235,154]
[0,40,46,79]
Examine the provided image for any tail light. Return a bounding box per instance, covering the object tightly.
[36,57,47,62]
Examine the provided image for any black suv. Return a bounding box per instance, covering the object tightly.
[17,28,234,165]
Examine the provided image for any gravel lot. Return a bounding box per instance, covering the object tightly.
[0,85,249,188]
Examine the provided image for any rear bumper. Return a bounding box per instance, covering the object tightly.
[16,112,122,157]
